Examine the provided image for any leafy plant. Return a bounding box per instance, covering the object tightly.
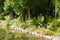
[49,19,60,32]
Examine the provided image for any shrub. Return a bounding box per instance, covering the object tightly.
[25,19,33,25]
[0,15,4,20]
[57,28,60,33]
[6,19,11,29]
[37,15,44,24]
[49,19,60,32]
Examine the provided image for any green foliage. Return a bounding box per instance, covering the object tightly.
[3,0,55,20]
[55,0,60,18]
[0,0,60,36]
[26,26,37,31]
[0,0,5,20]
[25,19,33,25]
[6,20,11,29]
[45,15,52,23]
[56,28,60,33]
[49,19,60,32]
[55,0,60,6]
[0,28,41,40]
[37,15,44,24]
[0,28,7,40]
[45,30,54,35]
[0,15,3,20]
[0,0,4,13]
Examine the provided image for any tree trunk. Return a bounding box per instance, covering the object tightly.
[21,15,24,22]
[55,6,59,19]
[10,11,14,20]
[25,13,27,20]
[28,9,30,20]
[44,16,47,24]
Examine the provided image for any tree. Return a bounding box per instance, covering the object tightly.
[55,0,60,19]
[0,0,5,20]
[3,0,55,23]
[4,0,24,20]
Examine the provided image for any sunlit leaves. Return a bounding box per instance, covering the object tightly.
[55,0,60,6]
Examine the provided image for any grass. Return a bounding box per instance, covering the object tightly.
[0,28,43,40]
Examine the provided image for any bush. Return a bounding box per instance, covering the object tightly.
[5,19,11,29]
[57,28,60,33]
[0,15,4,20]
[25,19,33,25]
[49,19,60,32]
[37,15,44,24]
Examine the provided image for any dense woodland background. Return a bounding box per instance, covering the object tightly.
[0,0,60,40]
